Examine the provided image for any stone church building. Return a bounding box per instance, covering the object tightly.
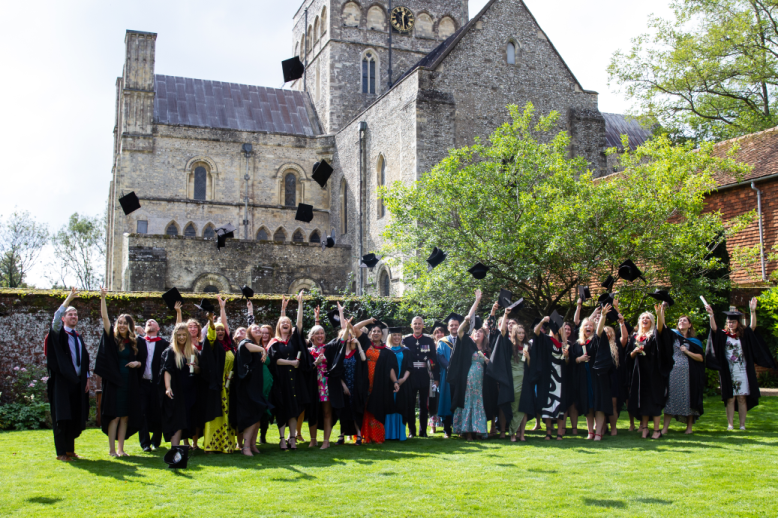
[106,0,645,296]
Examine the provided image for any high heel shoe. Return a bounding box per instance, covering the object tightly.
[279,438,288,451]
[289,437,298,451]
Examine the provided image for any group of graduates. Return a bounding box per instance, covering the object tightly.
[44,283,776,465]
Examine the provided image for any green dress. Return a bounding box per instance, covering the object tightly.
[509,355,526,435]
[203,350,237,453]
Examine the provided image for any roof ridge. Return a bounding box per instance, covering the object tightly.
[712,125,778,149]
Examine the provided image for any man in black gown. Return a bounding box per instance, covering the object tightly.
[402,317,438,438]
[46,287,90,461]
[136,319,168,451]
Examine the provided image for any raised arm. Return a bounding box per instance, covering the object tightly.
[705,304,717,332]
[500,307,510,336]
[574,298,582,326]
[99,287,111,334]
[217,295,229,335]
[246,300,255,326]
[534,316,550,337]
[279,295,289,318]
[206,312,216,343]
[465,289,482,323]
[597,304,610,336]
[353,317,376,338]
[296,290,304,331]
[655,304,665,333]
[53,287,79,332]
[618,313,628,347]
[175,301,183,325]
[750,297,758,330]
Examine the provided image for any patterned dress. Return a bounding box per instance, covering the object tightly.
[361,346,386,444]
[310,345,329,402]
[665,337,699,418]
[203,350,237,453]
[453,352,487,435]
[726,336,750,396]
[541,344,565,419]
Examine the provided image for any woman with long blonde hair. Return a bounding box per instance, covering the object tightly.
[160,321,201,448]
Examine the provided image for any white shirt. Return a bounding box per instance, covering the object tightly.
[143,337,158,380]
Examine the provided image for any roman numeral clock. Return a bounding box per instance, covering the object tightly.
[391,6,415,33]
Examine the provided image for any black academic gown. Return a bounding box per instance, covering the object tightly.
[485,333,514,425]
[268,329,312,423]
[305,339,345,429]
[199,336,235,424]
[366,347,414,424]
[94,329,143,438]
[674,335,706,417]
[518,339,539,417]
[567,340,593,415]
[626,327,675,417]
[235,339,271,433]
[332,343,369,435]
[159,347,197,441]
[707,328,776,411]
[46,325,90,443]
[447,333,478,413]
[590,331,615,415]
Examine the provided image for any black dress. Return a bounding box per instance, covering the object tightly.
[590,332,615,415]
[366,346,414,425]
[94,329,142,438]
[199,335,235,425]
[626,327,675,418]
[567,340,593,416]
[334,344,369,435]
[485,333,515,425]
[518,339,539,417]
[235,339,271,433]
[268,329,312,424]
[159,347,198,441]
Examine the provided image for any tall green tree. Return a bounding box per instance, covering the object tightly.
[609,0,778,142]
[51,212,106,290]
[379,103,754,322]
[0,211,48,288]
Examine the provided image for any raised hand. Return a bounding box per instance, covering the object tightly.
[314,305,321,321]
[576,298,582,305]
[217,295,226,309]
[65,287,79,303]
[475,289,482,301]
[618,313,625,325]
[602,303,613,314]
[99,286,108,299]
[247,300,254,313]
[174,301,182,312]
[491,301,499,314]
[704,304,714,315]
[750,297,758,311]
[296,290,304,304]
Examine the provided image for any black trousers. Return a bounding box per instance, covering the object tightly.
[408,385,429,436]
[138,379,162,448]
[443,415,453,436]
[52,383,82,456]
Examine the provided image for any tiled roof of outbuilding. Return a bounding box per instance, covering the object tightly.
[710,125,778,186]
[602,113,653,150]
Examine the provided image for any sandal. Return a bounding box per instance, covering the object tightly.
[594,433,602,441]
[356,436,362,446]
[279,438,288,451]
[545,433,552,441]
[556,434,563,441]
[337,436,345,445]
[510,435,517,442]
[289,438,298,451]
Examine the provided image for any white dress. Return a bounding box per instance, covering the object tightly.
[725,336,750,396]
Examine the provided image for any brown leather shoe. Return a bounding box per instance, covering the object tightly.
[66,452,82,459]
[56,455,73,462]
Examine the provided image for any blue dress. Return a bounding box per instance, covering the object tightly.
[385,346,407,440]
[436,339,453,417]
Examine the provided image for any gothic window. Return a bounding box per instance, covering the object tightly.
[256,227,269,241]
[362,52,376,94]
[439,16,456,38]
[507,42,516,65]
[194,166,207,200]
[342,2,360,27]
[166,222,179,236]
[321,6,327,35]
[367,6,386,31]
[316,61,321,101]
[379,270,390,296]
[203,285,219,293]
[416,13,433,38]
[284,173,297,206]
[203,224,215,239]
[274,228,286,242]
[314,17,320,43]
[136,220,148,234]
[184,223,196,237]
[310,230,321,243]
[307,26,313,53]
[377,155,385,218]
[293,229,305,242]
[340,179,348,233]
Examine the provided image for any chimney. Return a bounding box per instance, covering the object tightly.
[121,31,156,146]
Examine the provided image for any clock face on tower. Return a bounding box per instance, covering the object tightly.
[391,6,415,33]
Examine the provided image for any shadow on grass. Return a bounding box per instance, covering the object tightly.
[527,468,557,473]
[635,497,673,505]
[583,498,626,508]
[26,496,63,505]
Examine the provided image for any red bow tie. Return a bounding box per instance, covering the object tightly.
[146,336,162,342]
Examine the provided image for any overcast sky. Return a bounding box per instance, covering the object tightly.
[0,0,672,288]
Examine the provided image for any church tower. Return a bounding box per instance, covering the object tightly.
[291,0,468,133]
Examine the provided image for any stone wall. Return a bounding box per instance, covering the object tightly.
[122,233,353,295]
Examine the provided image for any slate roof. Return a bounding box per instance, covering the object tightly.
[602,113,653,150]
[396,29,464,83]
[153,75,319,136]
[710,125,778,186]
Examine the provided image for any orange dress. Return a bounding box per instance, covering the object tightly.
[361,346,385,444]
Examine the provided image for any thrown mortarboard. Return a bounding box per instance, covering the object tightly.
[215,223,236,250]
[618,259,643,282]
[426,247,447,271]
[387,326,403,335]
[163,445,189,469]
[598,292,615,307]
[578,285,591,303]
[601,275,615,291]
[312,160,334,188]
[321,228,336,251]
[241,285,254,299]
[281,56,305,83]
[549,310,564,335]
[604,307,620,324]
[295,203,314,223]
[360,253,380,269]
[195,299,215,313]
[443,312,464,324]
[327,309,341,328]
[647,289,674,307]
[161,287,184,311]
[498,289,513,308]
[118,191,141,215]
[468,262,490,280]
[507,297,525,313]
[723,310,744,321]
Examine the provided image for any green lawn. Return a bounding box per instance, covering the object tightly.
[1,396,777,517]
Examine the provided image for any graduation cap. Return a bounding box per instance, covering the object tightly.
[548,310,564,335]
[366,319,388,331]
[617,259,643,282]
[472,315,484,331]
[312,160,334,188]
[723,310,744,321]
[601,275,615,291]
[161,287,184,311]
[215,223,236,250]
[443,312,464,324]
[321,228,336,250]
[604,307,620,324]
[360,253,380,269]
[431,321,447,332]
[326,309,341,328]
[118,191,141,215]
[387,326,403,335]
[295,203,314,223]
[598,292,615,307]
[426,247,447,271]
[163,446,189,469]
[531,316,548,331]
[467,262,490,280]
[578,285,591,303]
[281,56,305,83]
[647,289,674,307]
[241,285,254,299]
[195,299,215,313]
[506,297,525,313]
[498,289,513,308]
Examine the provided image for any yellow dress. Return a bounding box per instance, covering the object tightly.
[204,346,237,453]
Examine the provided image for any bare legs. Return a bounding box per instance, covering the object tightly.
[170,430,182,447]
[609,398,619,436]
[726,396,748,429]
[544,418,565,440]
[585,411,595,439]
[641,415,661,439]
[296,411,305,442]
[629,412,637,432]
[241,423,260,456]
[567,405,579,434]
[531,414,542,431]
[593,411,606,441]
[107,416,129,456]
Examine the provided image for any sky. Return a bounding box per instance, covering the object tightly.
[0,0,673,288]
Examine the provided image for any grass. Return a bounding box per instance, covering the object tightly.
[1,396,777,517]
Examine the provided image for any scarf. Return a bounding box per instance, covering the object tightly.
[217,335,234,353]
[725,330,739,339]
[550,337,562,348]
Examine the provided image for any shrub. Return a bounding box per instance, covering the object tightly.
[0,364,50,431]
[757,371,778,389]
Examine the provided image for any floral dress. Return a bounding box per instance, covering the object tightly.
[453,351,487,436]
[310,345,329,402]
[726,336,750,396]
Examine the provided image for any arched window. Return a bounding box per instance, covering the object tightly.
[439,16,456,38]
[203,224,215,239]
[362,52,376,94]
[321,6,328,35]
[184,223,196,237]
[379,270,390,296]
[307,26,313,53]
[194,166,207,200]
[316,61,321,101]
[293,229,305,242]
[314,17,320,43]
[274,228,286,242]
[310,230,321,243]
[507,42,516,65]
[256,228,269,241]
[416,13,434,38]
[377,155,386,218]
[203,285,219,293]
[340,179,348,233]
[166,222,179,236]
[367,6,386,31]
[342,2,360,27]
[284,173,297,206]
